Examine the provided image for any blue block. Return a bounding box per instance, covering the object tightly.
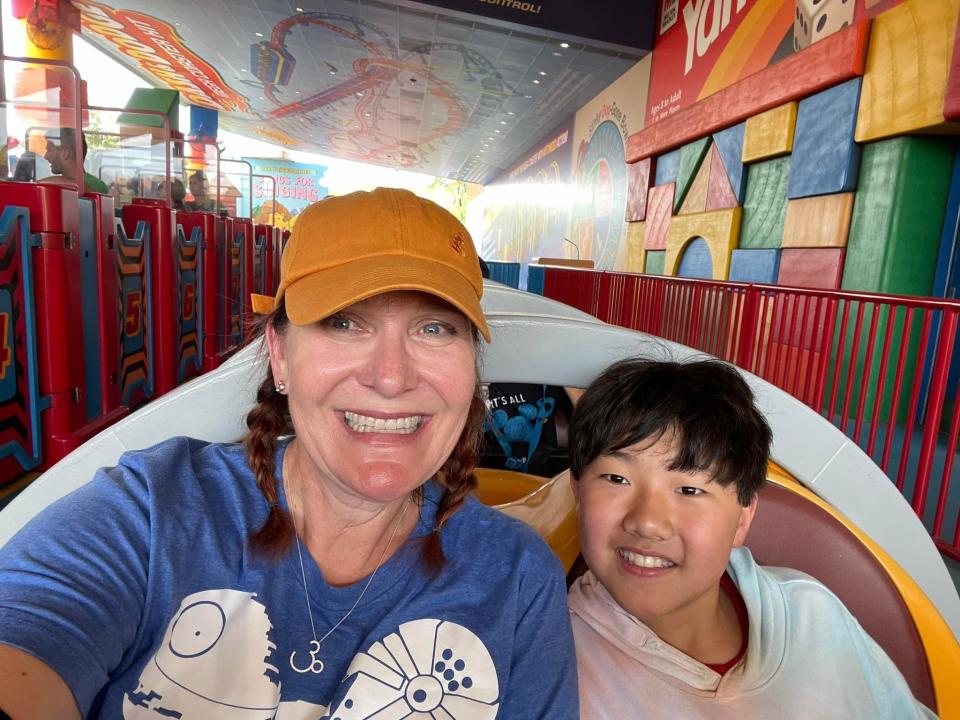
[788,78,862,199]
[919,149,960,409]
[654,148,681,186]
[677,238,714,279]
[712,123,746,204]
[729,248,781,284]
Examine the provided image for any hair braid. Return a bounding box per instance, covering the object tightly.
[423,387,486,570]
[245,309,295,558]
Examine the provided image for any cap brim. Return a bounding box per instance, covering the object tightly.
[284,255,491,342]
[251,293,276,315]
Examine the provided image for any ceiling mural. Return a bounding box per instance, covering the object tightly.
[71,0,653,183]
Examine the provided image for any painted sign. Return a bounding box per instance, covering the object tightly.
[573,114,628,271]
[477,116,575,274]
[646,0,903,127]
[75,0,250,112]
[243,159,328,232]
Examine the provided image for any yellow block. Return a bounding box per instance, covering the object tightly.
[856,0,960,141]
[742,102,798,163]
[782,193,855,248]
[625,221,645,272]
[665,208,742,280]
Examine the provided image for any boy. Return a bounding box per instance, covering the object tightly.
[567,358,937,719]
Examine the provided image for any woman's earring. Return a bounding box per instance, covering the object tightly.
[275,380,286,394]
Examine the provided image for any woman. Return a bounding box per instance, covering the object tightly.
[0,188,578,718]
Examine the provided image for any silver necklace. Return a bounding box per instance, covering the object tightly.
[288,496,411,675]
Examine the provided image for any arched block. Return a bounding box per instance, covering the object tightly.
[664,208,742,280]
[677,238,714,279]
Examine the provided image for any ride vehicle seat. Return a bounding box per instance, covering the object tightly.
[558,462,958,716]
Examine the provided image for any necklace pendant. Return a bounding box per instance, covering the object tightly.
[290,640,324,674]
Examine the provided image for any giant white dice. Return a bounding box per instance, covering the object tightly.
[794,0,855,52]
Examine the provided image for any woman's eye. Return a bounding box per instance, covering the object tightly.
[420,321,455,336]
[325,314,355,331]
[601,473,629,485]
[677,486,704,496]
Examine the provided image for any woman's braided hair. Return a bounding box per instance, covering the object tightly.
[244,300,485,568]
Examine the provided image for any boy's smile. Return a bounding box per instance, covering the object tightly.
[572,431,757,659]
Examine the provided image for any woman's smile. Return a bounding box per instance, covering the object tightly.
[268,290,476,503]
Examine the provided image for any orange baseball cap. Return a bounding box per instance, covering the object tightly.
[251,187,490,341]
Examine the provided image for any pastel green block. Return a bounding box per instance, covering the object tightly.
[740,156,790,249]
[645,250,666,275]
[831,137,955,422]
[842,137,955,295]
[674,137,712,213]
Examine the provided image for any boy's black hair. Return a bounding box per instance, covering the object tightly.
[569,358,772,506]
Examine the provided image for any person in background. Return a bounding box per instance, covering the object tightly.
[39,128,108,194]
[0,188,578,719]
[183,169,215,211]
[567,358,937,719]
[158,179,186,210]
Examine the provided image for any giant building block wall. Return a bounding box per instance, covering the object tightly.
[627,2,959,296]
[620,0,960,422]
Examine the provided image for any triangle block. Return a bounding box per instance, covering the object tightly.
[679,155,711,215]
[674,136,712,213]
[705,145,738,211]
[712,123,746,204]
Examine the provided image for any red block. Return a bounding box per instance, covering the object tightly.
[625,158,653,222]
[644,183,675,251]
[627,21,870,162]
[705,145,738,211]
[944,9,960,120]
[777,248,846,289]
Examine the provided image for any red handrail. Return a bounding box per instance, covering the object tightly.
[543,268,960,561]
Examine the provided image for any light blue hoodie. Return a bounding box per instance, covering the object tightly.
[569,547,938,719]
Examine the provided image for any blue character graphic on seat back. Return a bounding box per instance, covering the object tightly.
[485,387,556,473]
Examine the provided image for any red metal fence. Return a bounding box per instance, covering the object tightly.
[543,267,960,562]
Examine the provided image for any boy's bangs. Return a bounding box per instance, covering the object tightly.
[569,359,771,506]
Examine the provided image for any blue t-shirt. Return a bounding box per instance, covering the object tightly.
[0,438,578,718]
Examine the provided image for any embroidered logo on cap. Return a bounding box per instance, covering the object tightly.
[450,232,466,257]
